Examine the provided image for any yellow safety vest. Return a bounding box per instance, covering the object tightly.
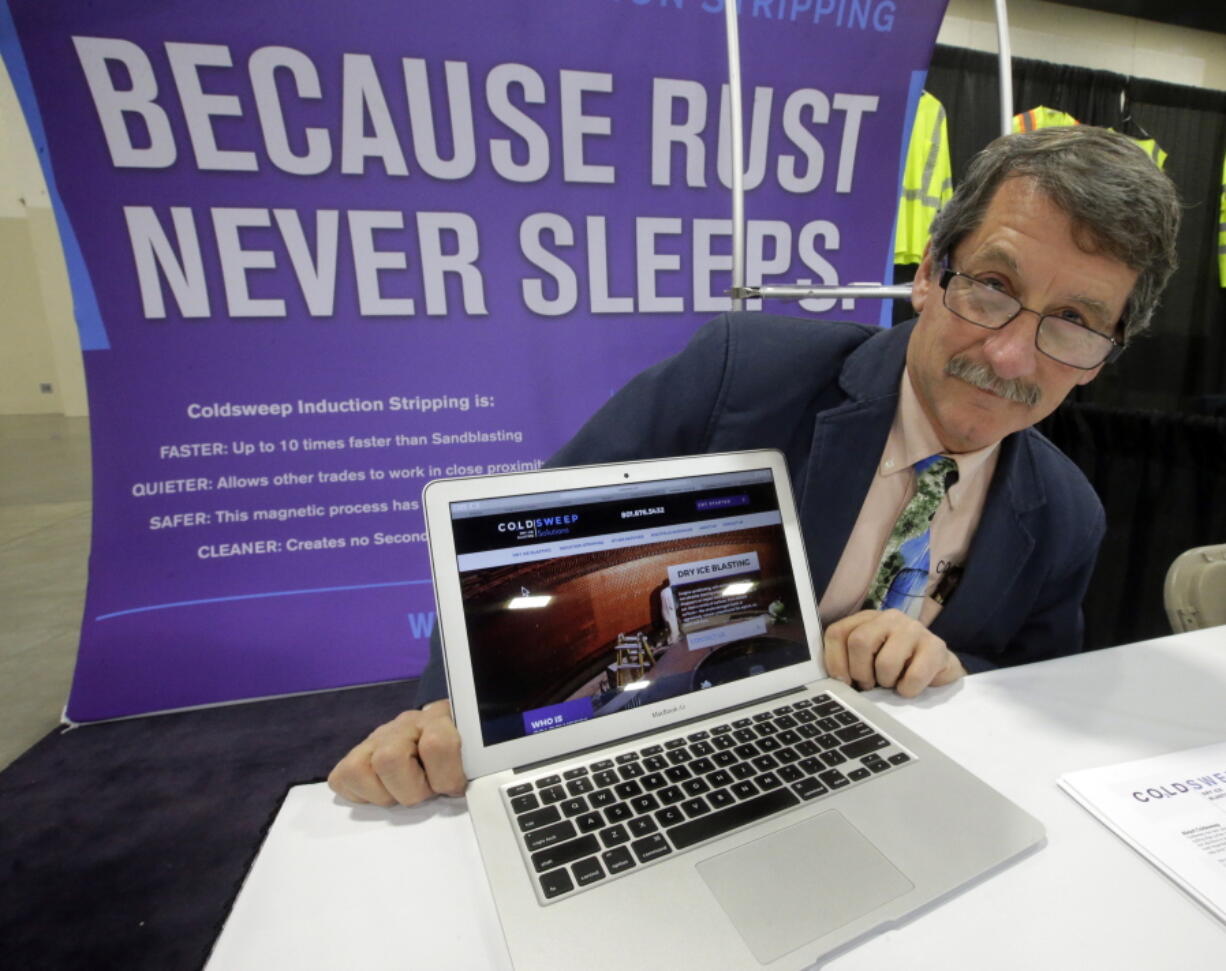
[1129,137,1168,170]
[1014,107,1169,172]
[1219,155,1225,287]
[1011,106,1081,132]
[894,91,952,266]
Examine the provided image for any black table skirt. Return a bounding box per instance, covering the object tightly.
[0,680,416,970]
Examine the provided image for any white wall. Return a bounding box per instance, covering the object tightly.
[0,56,86,416]
[940,0,1226,92]
[1,2,1224,417]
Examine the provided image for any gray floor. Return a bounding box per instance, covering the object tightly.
[0,414,92,771]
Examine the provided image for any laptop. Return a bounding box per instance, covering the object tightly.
[423,449,1044,969]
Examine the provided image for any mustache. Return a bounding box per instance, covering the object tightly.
[945,355,1042,407]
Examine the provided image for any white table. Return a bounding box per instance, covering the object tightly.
[208,628,1226,969]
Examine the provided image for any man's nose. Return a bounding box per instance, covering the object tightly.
[982,311,1041,379]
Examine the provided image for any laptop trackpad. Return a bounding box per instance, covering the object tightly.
[696,810,914,965]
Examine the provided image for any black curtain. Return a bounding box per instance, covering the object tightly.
[909,46,1226,648]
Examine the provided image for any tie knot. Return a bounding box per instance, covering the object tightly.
[914,454,957,492]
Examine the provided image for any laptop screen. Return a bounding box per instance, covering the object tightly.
[447,467,815,747]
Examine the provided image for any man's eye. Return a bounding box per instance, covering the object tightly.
[1055,309,1086,325]
[975,276,1010,293]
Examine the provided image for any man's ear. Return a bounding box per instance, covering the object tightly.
[911,243,934,314]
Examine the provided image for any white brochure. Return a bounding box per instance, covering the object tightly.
[1059,740,1226,925]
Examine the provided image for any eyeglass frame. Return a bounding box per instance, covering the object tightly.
[936,260,1127,370]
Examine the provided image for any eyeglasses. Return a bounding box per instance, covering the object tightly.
[938,264,1125,370]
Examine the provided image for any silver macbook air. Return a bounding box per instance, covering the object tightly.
[423,449,1044,970]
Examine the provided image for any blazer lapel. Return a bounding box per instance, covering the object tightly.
[931,432,1042,645]
[797,322,913,594]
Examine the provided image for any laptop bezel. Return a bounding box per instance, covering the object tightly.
[423,449,826,781]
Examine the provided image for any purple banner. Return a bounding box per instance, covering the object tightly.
[3,0,947,720]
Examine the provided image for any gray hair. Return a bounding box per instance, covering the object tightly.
[927,126,1180,341]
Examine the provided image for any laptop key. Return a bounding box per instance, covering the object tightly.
[658,785,684,805]
[539,868,574,899]
[591,759,614,772]
[664,765,692,783]
[517,806,562,832]
[847,768,871,782]
[604,803,632,824]
[655,805,685,827]
[594,770,618,787]
[524,820,578,852]
[731,780,759,800]
[799,757,823,775]
[540,785,566,804]
[730,762,756,780]
[535,774,562,788]
[563,766,589,780]
[641,772,667,791]
[792,777,828,800]
[708,788,735,809]
[532,834,600,873]
[641,744,664,756]
[560,798,589,817]
[757,772,782,790]
[615,781,643,800]
[590,788,616,808]
[602,846,636,874]
[629,815,658,838]
[616,752,640,764]
[681,797,711,818]
[576,812,604,833]
[841,734,889,758]
[631,794,660,815]
[835,723,873,743]
[599,824,630,848]
[667,789,800,850]
[566,777,594,796]
[778,765,803,783]
[510,793,539,814]
[508,783,532,797]
[819,769,850,790]
[572,857,606,886]
[643,755,668,772]
[888,752,912,765]
[631,833,673,863]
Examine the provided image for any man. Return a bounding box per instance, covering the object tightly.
[329,126,1179,808]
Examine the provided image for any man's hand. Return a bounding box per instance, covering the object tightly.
[328,699,466,807]
[823,610,966,697]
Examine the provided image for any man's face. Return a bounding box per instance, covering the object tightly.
[907,176,1138,454]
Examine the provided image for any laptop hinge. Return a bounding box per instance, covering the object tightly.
[511,684,808,776]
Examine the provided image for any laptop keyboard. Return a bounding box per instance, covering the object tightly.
[500,691,915,904]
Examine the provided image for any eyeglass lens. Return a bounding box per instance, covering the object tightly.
[945,274,1114,368]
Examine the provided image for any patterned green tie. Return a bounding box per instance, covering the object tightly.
[863,455,958,618]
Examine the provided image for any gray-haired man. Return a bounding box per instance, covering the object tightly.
[330,126,1180,808]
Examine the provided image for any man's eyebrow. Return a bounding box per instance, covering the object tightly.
[970,245,1114,325]
[968,245,1020,276]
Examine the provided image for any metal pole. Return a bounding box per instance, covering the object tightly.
[724,0,745,312]
[731,283,914,302]
[994,0,1014,136]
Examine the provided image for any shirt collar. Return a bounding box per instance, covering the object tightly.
[879,369,1000,511]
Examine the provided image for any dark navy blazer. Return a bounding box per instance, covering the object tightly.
[414,313,1104,703]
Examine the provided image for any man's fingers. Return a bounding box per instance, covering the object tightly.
[418,716,466,796]
[369,731,434,806]
[328,741,398,806]
[823,619,852,685]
